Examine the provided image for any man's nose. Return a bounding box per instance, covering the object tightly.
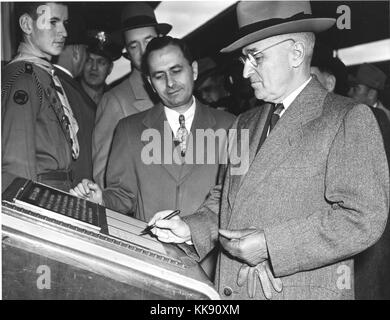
[60,22,67,38]
[91,60,98,70]
[140,42,148,56]
[166,74,175,88]
[242,60,254,79]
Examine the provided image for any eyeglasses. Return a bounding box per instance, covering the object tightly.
[239,38,295,68]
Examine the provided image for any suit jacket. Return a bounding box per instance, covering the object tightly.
[2,61,73,192]
[93,68,154,188]
[54,67,96,187]
[102,100,235,222]
[183,78,390,300]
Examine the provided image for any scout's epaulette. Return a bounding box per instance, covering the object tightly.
[1,62,43,106]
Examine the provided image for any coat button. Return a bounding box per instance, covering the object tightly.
[223,287,233,296]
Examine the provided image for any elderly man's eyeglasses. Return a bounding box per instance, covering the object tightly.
[239,38,295,68]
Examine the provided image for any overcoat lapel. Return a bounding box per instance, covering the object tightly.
[227,79,328,226]
[129,70,154,112]
[227,103,272,209]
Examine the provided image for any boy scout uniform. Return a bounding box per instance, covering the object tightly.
[2,61,74,192]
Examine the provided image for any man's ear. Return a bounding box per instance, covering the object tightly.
[291,41,305,68]
[325,74,336,92]
[192,61,198,81]
[19,14,33,35]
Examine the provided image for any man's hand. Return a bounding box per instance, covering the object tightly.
[237,261,283,299]
[149,210,192,243]
[219,228,268,266]
[69,179,103,205]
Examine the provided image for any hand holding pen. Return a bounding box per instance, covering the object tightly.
[140,209,181,235]
[145,209,192,243]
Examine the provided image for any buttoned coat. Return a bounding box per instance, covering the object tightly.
[92,69,154,187]
[183,79,390,300]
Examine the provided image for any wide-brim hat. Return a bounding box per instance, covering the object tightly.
[349,63,387,91]
[221,1,336,53]
[119,2,172,36]
[87,30,123,61]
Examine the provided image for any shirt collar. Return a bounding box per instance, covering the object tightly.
[164,97,196,133]
[54,64,74,78]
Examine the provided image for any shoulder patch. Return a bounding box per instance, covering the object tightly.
[13,90,29,105]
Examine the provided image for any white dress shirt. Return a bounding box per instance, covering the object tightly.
[164,97,196,135]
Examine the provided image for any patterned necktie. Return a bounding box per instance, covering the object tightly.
[269,103,285,132]
[176,114,188,157]
[51,70,80,159]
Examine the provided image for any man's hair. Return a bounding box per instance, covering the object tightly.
[15,2,67,42]
[141,36,193,76]
[15,2,67,20]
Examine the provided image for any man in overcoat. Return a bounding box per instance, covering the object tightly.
[149,1,390,300]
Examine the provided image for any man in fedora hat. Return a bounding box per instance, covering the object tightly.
[81,30,122,106]
[149,1,389,300]
[348,63,390,123]
[53,10,96,187]
[92,2,172,188]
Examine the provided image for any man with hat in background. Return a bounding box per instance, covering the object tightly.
[310,42,348,96]
[53,10,96,186]
[149,1,389,300]
[93,2,172,188]
[195,57,234,113]
[348,63,390,123]
[80,30,122,106]
[2,2,77,192]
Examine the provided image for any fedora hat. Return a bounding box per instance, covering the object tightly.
[349,63,387,91]
[221,1,336,53]
[119,2,172,35]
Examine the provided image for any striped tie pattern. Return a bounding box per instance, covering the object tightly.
[51,70,80,159]
[176,114,188,157]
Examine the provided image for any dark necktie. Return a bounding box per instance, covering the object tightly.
[176,114,188,157]
[269,103,285,132]
[255,103,285,155]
